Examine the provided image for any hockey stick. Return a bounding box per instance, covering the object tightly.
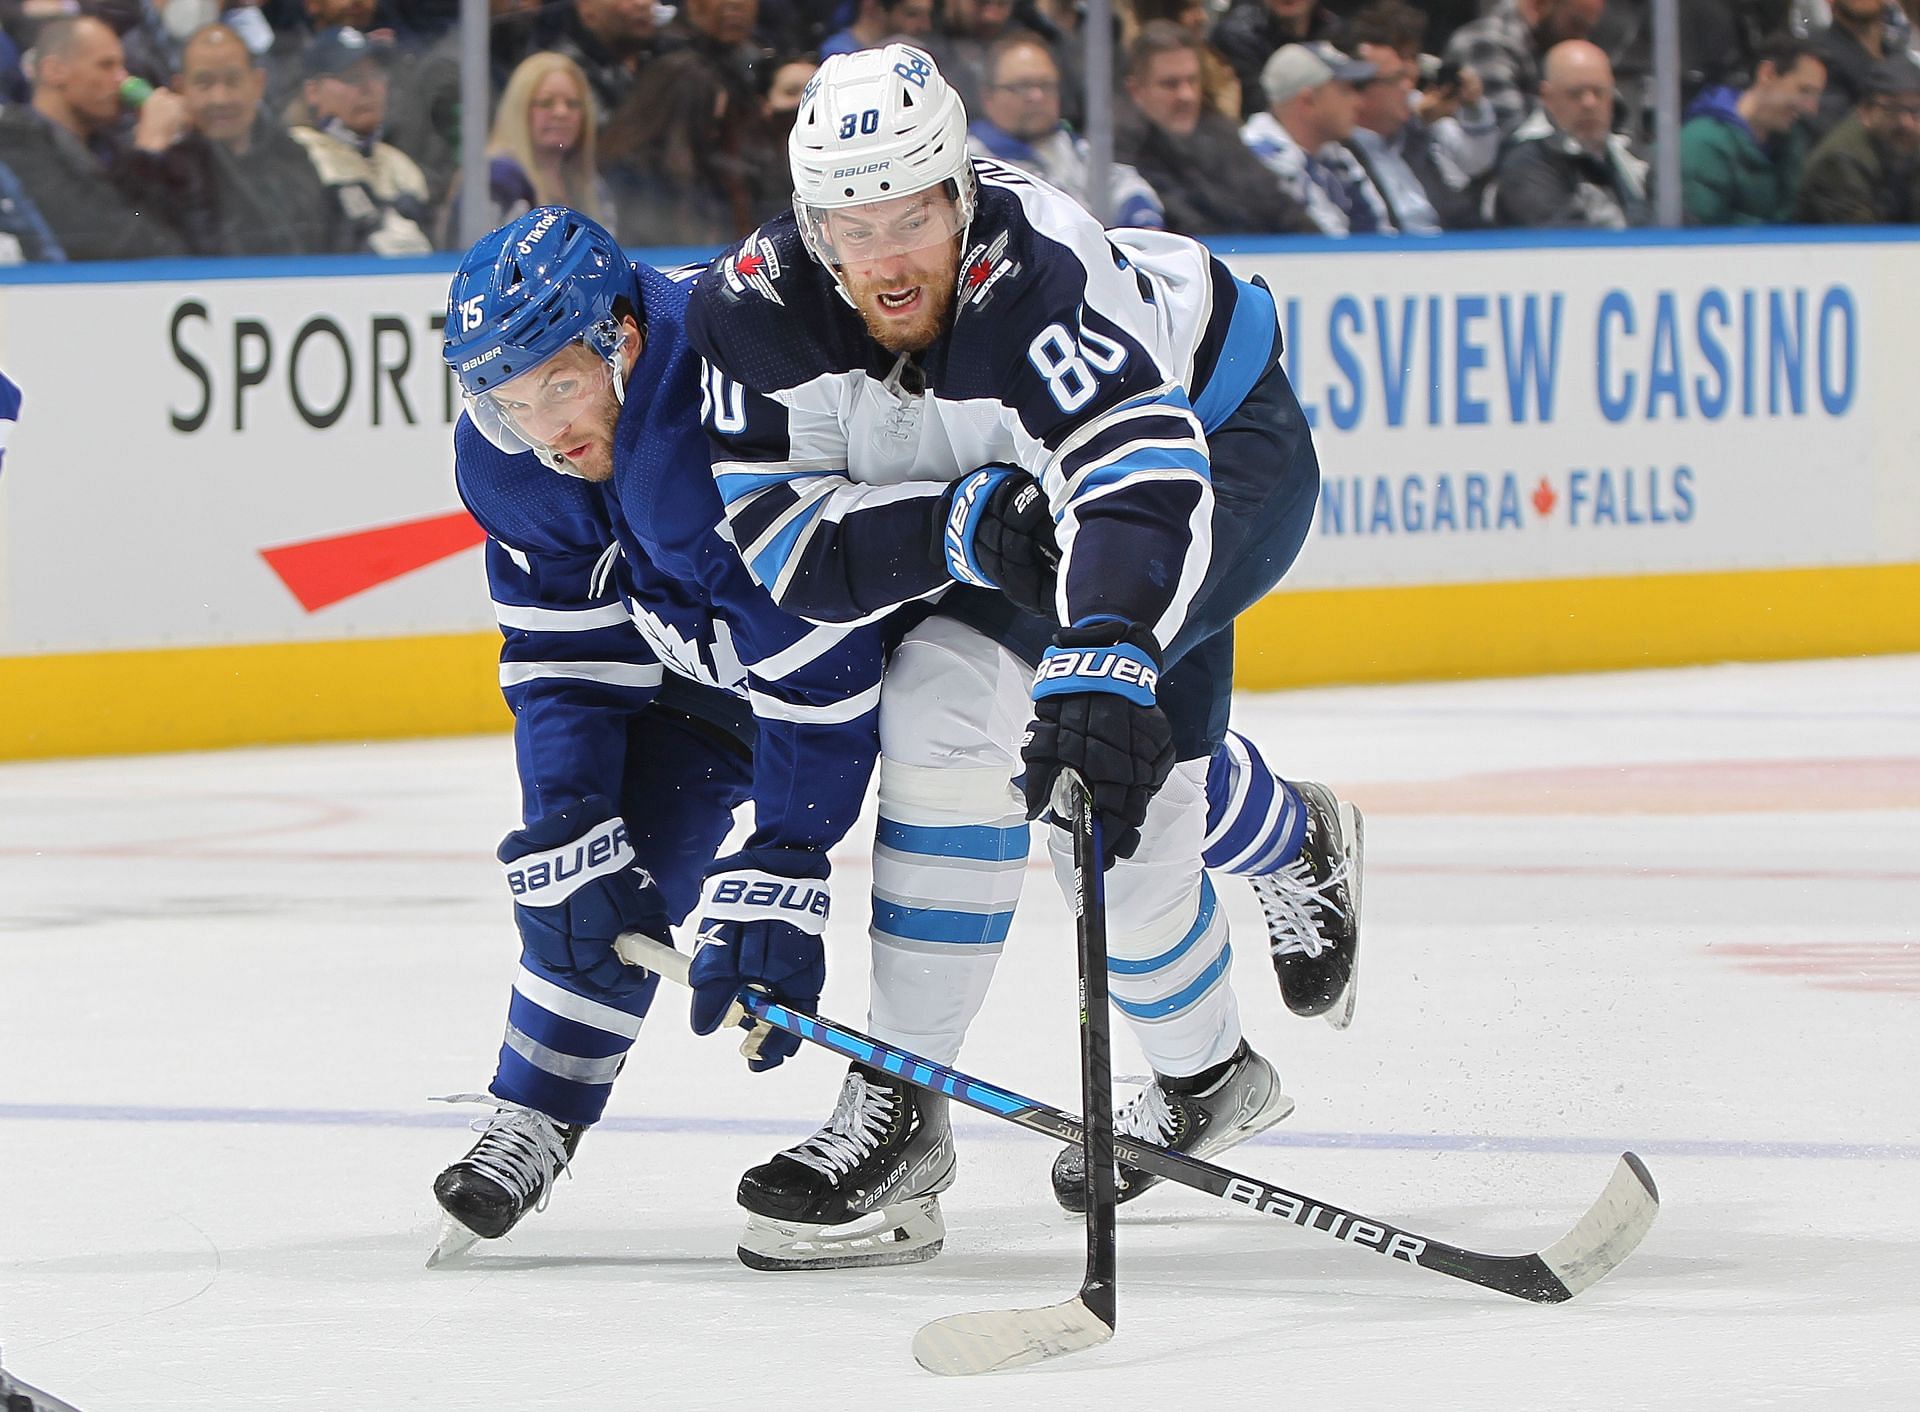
[909,770,1117,1375]
[616,948,1659,1308]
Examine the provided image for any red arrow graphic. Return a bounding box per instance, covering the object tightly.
[260,509,487,612]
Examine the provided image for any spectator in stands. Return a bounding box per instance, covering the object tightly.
[1243,42,1392,234]
[161,21,342,252]
[966,32,1164,227]
[600,47,752,245]
[0,14,188,258]
[1210,0,1342,118]
[385,0,542,215]
[85,0,176,88]
[485,50,609,230]
[1117,20,1315,235]
[1812,0,1914,136]
[820,0,933,59]
[657,0,764,128]
[1490,38,1649,228]
[746,51,814,204]
[289,25,433,251]
[550,0,659,122]
[0,155,63,259]
[1343,32,1475,231]
[924,0,1018,114]
[264,0,381,113]
[1798,55,1920,221]
[1345,0,1499,189]
[1444,0,1606,135]
[1679,0,1790,107]
[1127,0,1241,115]
[1681,32,1825,225]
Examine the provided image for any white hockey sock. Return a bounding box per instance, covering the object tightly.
[1052,760,1244,1079]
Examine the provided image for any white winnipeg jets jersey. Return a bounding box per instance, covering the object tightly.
[684,160,1280,648]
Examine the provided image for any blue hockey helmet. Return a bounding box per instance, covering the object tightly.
[443,206,640,460]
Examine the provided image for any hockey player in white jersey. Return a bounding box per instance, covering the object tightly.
[686,45,1363,1264]
[428,208,888,1261]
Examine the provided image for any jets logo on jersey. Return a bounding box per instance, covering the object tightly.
[722,235,785,306]
[958,229,1019,310]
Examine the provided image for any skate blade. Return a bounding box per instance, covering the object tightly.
[1325,802,1364,1031]
[426,1215,483,1269]
[736,1196,945,1271]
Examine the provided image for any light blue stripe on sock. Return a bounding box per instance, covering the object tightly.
[1107,878,1218,976]
[872,898,1016,945]
[877,817,1030,862]
[1112,942,1233,1020]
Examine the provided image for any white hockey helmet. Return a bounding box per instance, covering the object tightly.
[789,44,976,273]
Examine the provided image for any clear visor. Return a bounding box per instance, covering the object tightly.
[799,185,968,269]
[463,344,618,460]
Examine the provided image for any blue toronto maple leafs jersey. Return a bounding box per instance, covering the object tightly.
[454,262,885,857]
[683,159,1282,647]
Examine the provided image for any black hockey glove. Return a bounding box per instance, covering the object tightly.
[1020,618,1176,869]
[935,465,1061,618]
[686,849,830,1073]
[499,796,667,999]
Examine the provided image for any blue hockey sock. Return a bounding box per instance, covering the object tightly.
[1201,729,1307,876]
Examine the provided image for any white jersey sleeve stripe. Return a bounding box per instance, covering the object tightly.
[492,600,635,631]
[499,660,665,690]
[748,680,883,724]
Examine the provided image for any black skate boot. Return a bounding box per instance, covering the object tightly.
[1052,1040,1293,1214]
[1253,779,1363,1028]
[429,1100,583,1264]
[736,1064,956,1270]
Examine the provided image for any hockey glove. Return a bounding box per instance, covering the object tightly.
[936,466,1061,619]
[687,849,830,1072]
[500,797,666,996]
[1021,618,1176,869]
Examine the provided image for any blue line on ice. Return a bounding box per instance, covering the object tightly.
[0,1102,1911,1161]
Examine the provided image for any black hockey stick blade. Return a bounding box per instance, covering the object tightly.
[614,939,1660,1303]
[912,771,1117,1374]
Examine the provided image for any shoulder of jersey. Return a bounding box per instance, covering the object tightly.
[455,415,610,548]
[687,217,852,385]
[953,171,1110,331]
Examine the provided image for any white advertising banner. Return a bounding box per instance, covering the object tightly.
[2,233,1917,659]
[1229,233,1920,589]
[0,262,473,656]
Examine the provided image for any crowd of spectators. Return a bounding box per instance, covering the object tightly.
[6,0,1920,263]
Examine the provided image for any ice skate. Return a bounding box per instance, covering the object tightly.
[1253,779,1363,1028]
[736,1064,955,1270]
[1052,1040,1293,1213]
[428,1097,583,1266]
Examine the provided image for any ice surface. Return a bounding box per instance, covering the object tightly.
[2,656,1916,1410]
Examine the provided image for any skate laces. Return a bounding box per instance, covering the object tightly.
[781,1072,899,1179]
[1114,1082,1181,1146]
[434,1095,574,1210]
[1254,846,1353,960]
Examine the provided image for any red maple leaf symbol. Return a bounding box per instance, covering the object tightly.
[1531,476,1557,517]
[736,252,765,279]
[965,259,994,288]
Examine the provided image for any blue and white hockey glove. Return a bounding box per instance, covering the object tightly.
[1021,618,1176,868]
[499,796,666,995]
[937,466,1060,619]
[687,849,830,1072]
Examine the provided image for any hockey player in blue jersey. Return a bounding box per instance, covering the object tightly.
[687,44,1364,1259]
[429,207,889,1261]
